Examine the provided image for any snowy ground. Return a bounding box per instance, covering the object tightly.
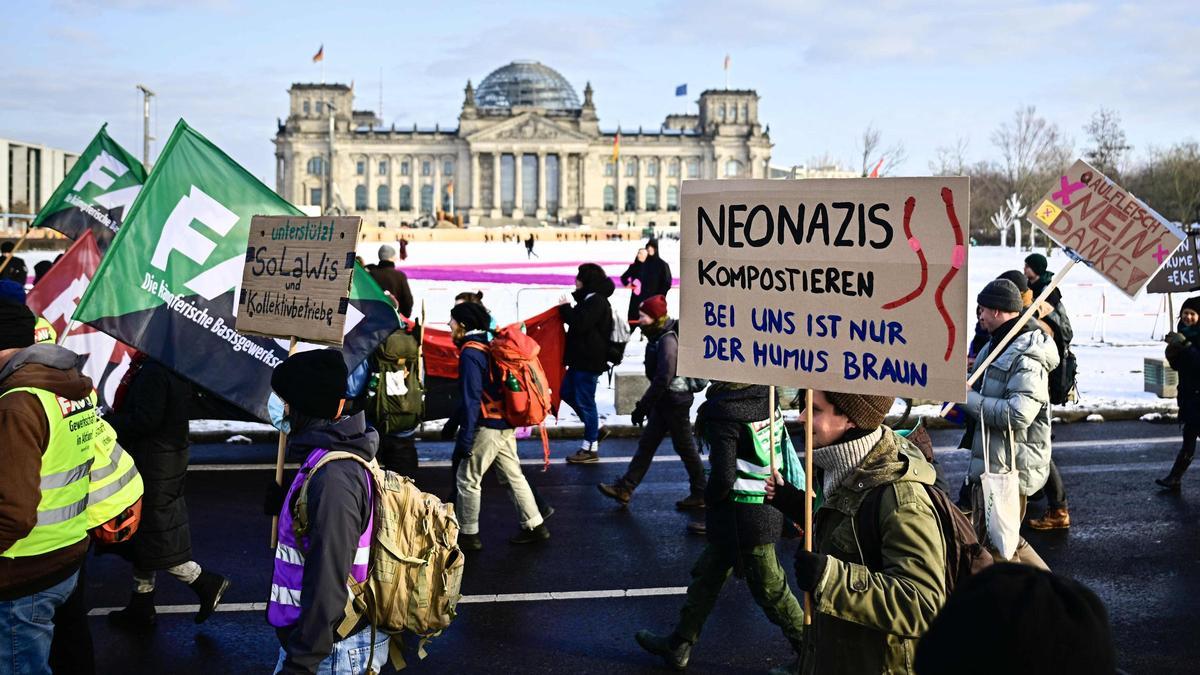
[20,240,1182,433]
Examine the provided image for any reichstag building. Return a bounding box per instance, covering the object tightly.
[274,60,772,227]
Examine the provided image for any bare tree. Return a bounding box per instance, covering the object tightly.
[991,105,1072,203]
[929,137,970,176]
[1083,108,1132,177]
[1128,142,1200,224]
[858,124,907,176]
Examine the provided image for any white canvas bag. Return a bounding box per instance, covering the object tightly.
[980,421,1021,560]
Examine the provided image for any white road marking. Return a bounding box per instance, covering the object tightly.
[87,587,689,616]
[188,435,1179,472]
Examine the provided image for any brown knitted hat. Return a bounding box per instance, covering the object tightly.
[825,391,894,430]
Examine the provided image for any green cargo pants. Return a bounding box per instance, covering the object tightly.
[675,543,805,647]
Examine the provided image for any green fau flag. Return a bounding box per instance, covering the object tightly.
[73,119,399,421]
[31,124,147,250]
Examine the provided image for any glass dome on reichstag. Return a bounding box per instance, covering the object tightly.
[475,60,581,111]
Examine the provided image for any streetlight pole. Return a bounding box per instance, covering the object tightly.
[136,84,156,169]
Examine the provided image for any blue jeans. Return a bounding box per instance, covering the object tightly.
[561,368,601,443]
[273,627,389,674]
[0,569,79,675]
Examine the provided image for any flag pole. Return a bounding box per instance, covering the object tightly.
[270,336,299,548]
[804,387,814,626]
[0,226,32,276]
[939,255,1080,416]
[56,320,76,346]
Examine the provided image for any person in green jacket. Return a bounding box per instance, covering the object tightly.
[768,390,947,675]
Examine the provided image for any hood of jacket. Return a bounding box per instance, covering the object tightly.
[288,411,379,462]
[698,383,770,424]
[978,321,1060,381]
[0,344,92,400]
[574,275,616,302]
[836,428,936,498]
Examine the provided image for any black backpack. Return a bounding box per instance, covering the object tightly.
[1042,314,1077,405]
[856,481,993,595]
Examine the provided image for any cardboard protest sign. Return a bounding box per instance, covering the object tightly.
[679,178,970,402]
[1029,160,1185,298]
[236,215,361,345]
[1148,230,1200,294]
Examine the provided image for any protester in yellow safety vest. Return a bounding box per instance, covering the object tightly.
[0,298,98,673]
[34,316,58,344]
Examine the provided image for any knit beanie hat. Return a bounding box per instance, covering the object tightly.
[1182,296,1200,316]
[977,279,1023,313]
[915,563,1116,675]
[0,279,25,304]
[825,391,893,430]
[270,349,347,419]
[997,270,1029,294]
[0,299,36,351]
[639,294,668,320]
[450,302,491,332]
[1024,253,1049,276]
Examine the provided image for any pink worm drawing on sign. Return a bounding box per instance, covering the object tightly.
[881,197,925,310]
[935,187,966,362]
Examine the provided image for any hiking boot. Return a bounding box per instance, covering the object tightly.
[598,482,633,505]
[1027,507,1070,530]
[566,449,599,464]
[188,571,230,624]
[686,521,706,536]
[1156,475,1183,491]
[675,494,705,511]
[458,532,483,551]
[108,590,156,630]
[510,523,550,545]
[635,630,691,671]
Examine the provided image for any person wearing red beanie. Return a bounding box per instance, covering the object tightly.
[599,296,707,510]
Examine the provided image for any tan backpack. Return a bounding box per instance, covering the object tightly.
[295,451,464,672]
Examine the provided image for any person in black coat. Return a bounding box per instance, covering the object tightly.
[638,239,673,300]
[558,263,615,464]
[619,248,648,327]
[105,356,230,628]
[1159,296,1200,490]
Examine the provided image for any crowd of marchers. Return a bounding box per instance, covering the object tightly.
[6,238,1192,674]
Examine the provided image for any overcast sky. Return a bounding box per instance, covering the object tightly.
[3,0,1197,184]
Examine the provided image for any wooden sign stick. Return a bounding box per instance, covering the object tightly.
[768,385,777,476]
[269,336,299,548]
[939,257,1080,417]
[804,387,814,626]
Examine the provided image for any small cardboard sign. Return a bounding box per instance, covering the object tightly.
[1029,160,1185,298]
[236,215,361,346]
[679,178,970,403]
[1148,230,1200,294]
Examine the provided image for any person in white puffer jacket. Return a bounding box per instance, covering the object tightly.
[963,279,1059,569]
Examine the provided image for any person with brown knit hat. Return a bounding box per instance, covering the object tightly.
[765,390,947,675]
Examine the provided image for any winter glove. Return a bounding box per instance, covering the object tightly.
[793,550,828,593]
[1166,331,1189,347]
[631,404,647,427]
[440,419,460,441]
[263,479,286,517]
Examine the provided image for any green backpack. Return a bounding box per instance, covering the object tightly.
[369,327,424,434]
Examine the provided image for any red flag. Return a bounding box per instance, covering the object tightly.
[25,230,139,409]
[312,44,324,63]
[869,157,885,178]
[422,305,567,416]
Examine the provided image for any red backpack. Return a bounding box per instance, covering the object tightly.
[463,323,553,468]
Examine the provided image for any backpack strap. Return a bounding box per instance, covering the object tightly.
[293,451,379,549]
[854,484,887,571]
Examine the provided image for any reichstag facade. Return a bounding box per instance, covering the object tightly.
[274,60,772,227]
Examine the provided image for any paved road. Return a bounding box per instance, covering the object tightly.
[79,420,1198,674]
